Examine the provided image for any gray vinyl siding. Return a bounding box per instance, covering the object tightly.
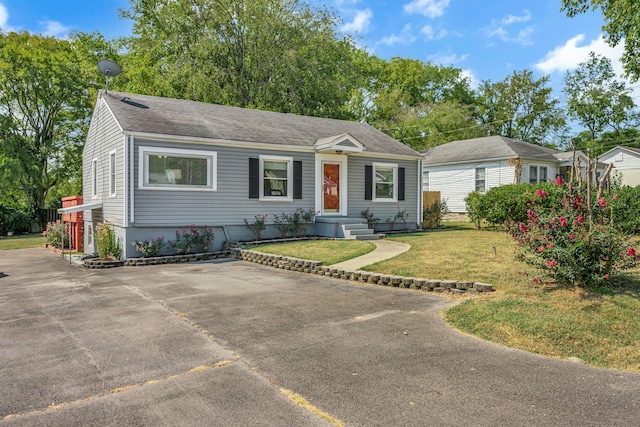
[82,99,126,253]
[132,138,317,226]
[347,156,420,228]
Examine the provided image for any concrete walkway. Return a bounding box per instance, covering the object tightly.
[330,239,410,270]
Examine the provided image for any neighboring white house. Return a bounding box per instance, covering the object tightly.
[599,146,640,187]
[422,136,595,213]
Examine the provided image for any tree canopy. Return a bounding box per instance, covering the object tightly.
[478,70,567,146]
[564,52,637,152]
[0,31,103,215]
[119,0,361,119]
[561,0,640,81]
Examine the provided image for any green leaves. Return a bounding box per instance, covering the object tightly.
[0,31,100,214]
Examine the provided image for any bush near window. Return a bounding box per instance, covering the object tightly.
[507,178,638,288]
[168,225,215,254]
[132,236,166,257]
[96,220,122,260]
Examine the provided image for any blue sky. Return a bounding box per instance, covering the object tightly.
[0,0,628,93]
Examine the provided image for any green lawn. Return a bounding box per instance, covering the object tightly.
[247,224,640,373]
[0,234,45,250]
[249,239,376,266]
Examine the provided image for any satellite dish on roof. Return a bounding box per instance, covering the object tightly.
[97,59,122,94]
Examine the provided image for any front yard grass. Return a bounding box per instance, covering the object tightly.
[0,234,45,250]
[251,223,640,372]
[250,239,376,266]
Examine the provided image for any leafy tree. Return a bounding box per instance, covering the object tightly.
[477,70,567,146]
[119,0,360,119]
[0,31,100,218]
[561,0,640,81]
[348,56,480,150]
[564,52,637,151]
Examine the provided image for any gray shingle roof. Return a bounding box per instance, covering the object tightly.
[422,135,564,165]
[101,91,420,158]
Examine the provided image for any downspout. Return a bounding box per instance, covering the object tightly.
[129,135,135,224]
[417,158,423,229]
[123,135,128,227]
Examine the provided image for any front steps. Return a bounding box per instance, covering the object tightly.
[341,222,379,240]
[314,216,380,240]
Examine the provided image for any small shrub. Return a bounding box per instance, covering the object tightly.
[361,207,379,229]
[170,229,197,254]
[296,208,318,236]
[273,213,293,238]
[132,236,166,257]
[95,220,122,261]
[42,221,69,248]
[394,207,409,229]
[243,214,267,240]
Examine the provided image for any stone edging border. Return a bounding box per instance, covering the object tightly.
[238,249,494,295]
[83,251,232,269]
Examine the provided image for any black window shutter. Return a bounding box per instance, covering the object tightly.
[398,167,405,201]
[293,161,302,199]
[365,165,373,200]
[249,158,259,199]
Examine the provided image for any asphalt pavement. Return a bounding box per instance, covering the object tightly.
[1,248,639,426]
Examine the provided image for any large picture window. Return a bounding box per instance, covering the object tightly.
[139,147,217,191]
[260,155,293,200]
[373,163,398,201]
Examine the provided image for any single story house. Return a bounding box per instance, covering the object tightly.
[73,91,423,259]
[599,145,640,186]
[422,135,601,214]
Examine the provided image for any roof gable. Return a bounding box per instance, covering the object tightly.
[601,145,640,160]
[99,91,420,158]
[314,133,365,153]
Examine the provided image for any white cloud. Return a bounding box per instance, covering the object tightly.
[39,20,71,38]
[341,9,373,33]
[502,10,531,25]
[403,0,450,18]
[486,10,534,46]
[427,52,468,65]
[461,69,480,89]
[535,34,625,76]
[420,25,447,41]
[0,2,14,32]
[379,23,416,46]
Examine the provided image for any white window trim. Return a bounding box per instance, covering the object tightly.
[91,158,98,199]
[138,146,217,191]
[422,169,429,192]
[539,166,548,183]
[108,150,117,198]
[529,165,549,184]
[475,167,486,192]
[373,162,398,203]
[259,155,293,201]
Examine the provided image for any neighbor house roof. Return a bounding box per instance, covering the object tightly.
[100,91,421,158]
[422,135,566,166]
[601,145,640,158]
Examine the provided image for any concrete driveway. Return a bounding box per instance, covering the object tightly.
[1,248,639,426]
